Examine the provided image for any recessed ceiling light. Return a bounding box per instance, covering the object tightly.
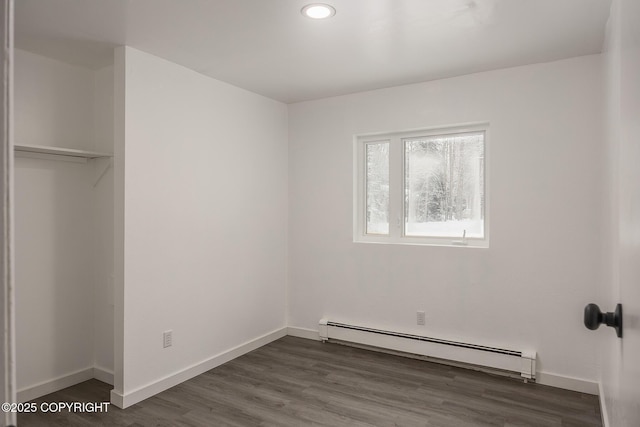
[301,4,336,20]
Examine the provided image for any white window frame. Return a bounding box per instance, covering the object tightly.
[354,123,490,248]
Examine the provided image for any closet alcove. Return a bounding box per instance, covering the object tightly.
[14,48,115,402]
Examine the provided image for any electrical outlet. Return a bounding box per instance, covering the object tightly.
[417,311,426,325]
[163,330,173,348]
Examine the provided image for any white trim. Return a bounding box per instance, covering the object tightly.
[287,327,320,341]
[308,321,599,397]
[111,327,287,409]
[109,389,123,408]
[536,372,598,395]
[598,381,610,427]
[93,366,114,386]
[1,3,16,427]
[17,367,94,403]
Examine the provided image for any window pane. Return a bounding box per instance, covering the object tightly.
[404,133,484,238]
[366,142,389,235]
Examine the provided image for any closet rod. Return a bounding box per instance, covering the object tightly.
[14,144,113,159]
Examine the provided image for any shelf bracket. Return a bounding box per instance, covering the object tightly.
[93,158,113,187]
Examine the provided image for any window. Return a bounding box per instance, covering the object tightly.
[365,141,389,235]
[354,124,488,247]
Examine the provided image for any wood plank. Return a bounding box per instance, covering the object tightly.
[17,336,602,426]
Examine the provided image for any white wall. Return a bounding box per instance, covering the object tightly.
[15,50,94,149]
[601,0,640,425]
[14,41,620,411]
[14,49,96,392]
[92,65,115,379]
[288,55,603,385]
[113,47,288,404]
[14,49,115,398]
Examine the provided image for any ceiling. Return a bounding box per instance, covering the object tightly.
[15,0,612,103]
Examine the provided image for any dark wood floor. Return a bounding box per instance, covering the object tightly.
[18,336,601,426]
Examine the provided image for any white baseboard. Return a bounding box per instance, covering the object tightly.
[17,329,600,414]
[110,389,124,408]
[93,366,114,386]
[536,372,598,395]
[111,327,287,409]
[287,327,320,341]
[598,381,610,427]
[288,327,598,396]
[17,367,95,403]
[287,327,600,397]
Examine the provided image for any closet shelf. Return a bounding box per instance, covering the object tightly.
[14,144,113,159]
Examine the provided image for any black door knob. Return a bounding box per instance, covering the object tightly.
[584,303,622,338]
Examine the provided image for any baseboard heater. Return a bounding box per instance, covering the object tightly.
[319,319,536,380]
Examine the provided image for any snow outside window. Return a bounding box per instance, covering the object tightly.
[354,125,489,247]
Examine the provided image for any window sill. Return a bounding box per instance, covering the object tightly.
[353,237,489,248]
